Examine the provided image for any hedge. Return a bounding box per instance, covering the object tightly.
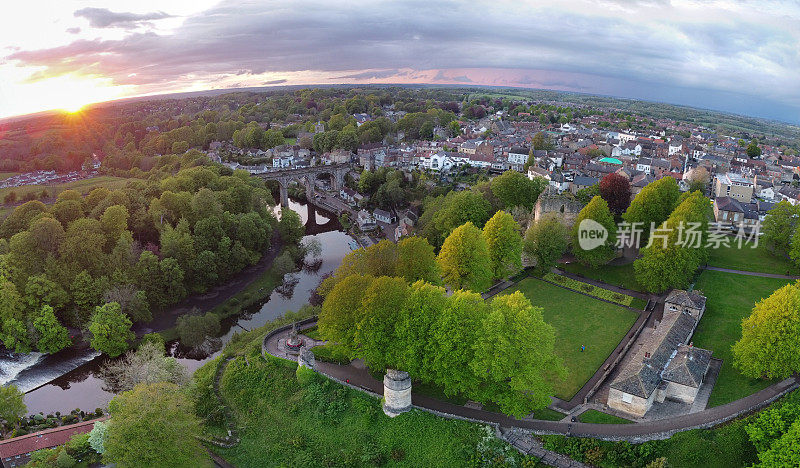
[543,273,635,307]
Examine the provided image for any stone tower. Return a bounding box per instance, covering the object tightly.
[382,369,412,417]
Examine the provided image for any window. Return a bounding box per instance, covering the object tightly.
[622,393,633,404]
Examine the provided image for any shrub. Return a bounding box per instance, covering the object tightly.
[543,273,634,306]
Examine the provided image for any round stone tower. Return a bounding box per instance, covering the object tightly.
[382,369,412,417]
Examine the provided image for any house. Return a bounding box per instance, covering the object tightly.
[372,208,396,224]
[508,146,529,167]
[356,210,377,231]
[340,187,358,203]
[713,172,754,203]
[569,176,598,194]
[607,290,710,418]
[713,197,759,228]
[636,157,653,174]
[0,418,107,468]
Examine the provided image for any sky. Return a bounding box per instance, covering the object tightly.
[1,0,799,123]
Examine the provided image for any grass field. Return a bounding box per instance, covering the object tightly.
[0,172,18,180]
[692,269,790,407]
[706,239,798,275]
[0,175,129,201]
[561,262,644,292]
[199,343,534,466]
[502,278,638,400]
[577,409,631,424]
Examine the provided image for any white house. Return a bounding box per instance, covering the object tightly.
[372,208,396,224]
[508,146,529,167]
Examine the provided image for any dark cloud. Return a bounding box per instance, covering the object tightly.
[4,0,798,121]
[74,7,172,29]
[66,27,81,35]
[263,79,287,85]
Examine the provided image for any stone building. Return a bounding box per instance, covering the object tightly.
[607,290,711,418]
[533,188,586,226]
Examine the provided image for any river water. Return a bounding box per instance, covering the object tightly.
[15,199,353,414]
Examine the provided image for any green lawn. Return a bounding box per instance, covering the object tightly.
[561,261,644,292]
[577,409,631,424]
[0,172,18,180]
[200,343,535,466]
[0,175,130,202]
[706,240,798,275]
[692,270,790,407]
[502,278,639,400]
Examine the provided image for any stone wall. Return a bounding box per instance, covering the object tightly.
[534,192,585,225]
[607,388,652,418]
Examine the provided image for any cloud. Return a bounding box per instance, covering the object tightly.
[73,7,173,29]
[66,27,81,35]
[262,79,287,85]
[4,0,799,121]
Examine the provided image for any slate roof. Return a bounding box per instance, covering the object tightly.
[661,345,712,388]
[665,290,707,311]
[610,302,707,399]
[573,176,599,187]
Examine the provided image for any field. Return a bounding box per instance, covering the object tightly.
[577,409,631,424]
[198,343,533,466]
[706,239,797,275]
[0,172,18,180]
[502,278,638,400]
[0,175,129,201]
[561,262,643,292]
[692,270,790,407]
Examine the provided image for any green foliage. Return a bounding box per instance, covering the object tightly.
[544,273,635,306]
[176,312,221,348]
[634,191,711,292]
[733,282,800,379]
[437,222,493,292]
[33,305,71,354]
[105,382,210,468]
[524,212,569,274]
[419,189,492,248]
[482,210,523,279]
[623,176,680,244]
[89,302,134,357]
[277,208,305,245]
[762,201,800,256]
[490,170,547,210]
[0,385,26,426]
[572,196,617,267]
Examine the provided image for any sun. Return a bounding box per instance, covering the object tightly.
[62,102,85,114]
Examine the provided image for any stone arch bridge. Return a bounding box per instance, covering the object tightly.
[256,163,352,207]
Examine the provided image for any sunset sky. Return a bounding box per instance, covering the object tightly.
[2,0,799,122]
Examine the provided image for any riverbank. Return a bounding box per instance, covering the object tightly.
[20,200,355,414]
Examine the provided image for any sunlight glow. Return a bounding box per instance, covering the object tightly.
[0,71,134,118]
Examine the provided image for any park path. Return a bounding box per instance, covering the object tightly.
[262,321,799,443]
[701,265,800,280]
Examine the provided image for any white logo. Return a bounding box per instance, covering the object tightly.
[578,219,608,251]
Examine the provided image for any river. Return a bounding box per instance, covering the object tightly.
[14,199,353,414]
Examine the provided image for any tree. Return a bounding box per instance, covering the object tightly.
[420,190,492,248]
[99,341,189,393]
[175,312,220,348]
[88,420,109,454]
[278,209,304,244]
[524,213,569,274]
[633,191,711,292]
[623,177,680,246]
[746,140,762,158]
[482,211,523,279]
[89,302,135,358]
[437,222,493,292]
[572,196,617,267]
[733,282,800,379]
[353,276,408,369]
[428,290,486,397]
[0,385,25,436]
[394,281,448,377]
[319,275,375,355]
[471,292,565,417]
[490,170,547,210]
[762,201,800,256]
[686,167,710,194]
[33,305,71,354]
[531,132,552,150]
[396,236,440,285]
[598,173,631,216]
[104,382,210,468]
